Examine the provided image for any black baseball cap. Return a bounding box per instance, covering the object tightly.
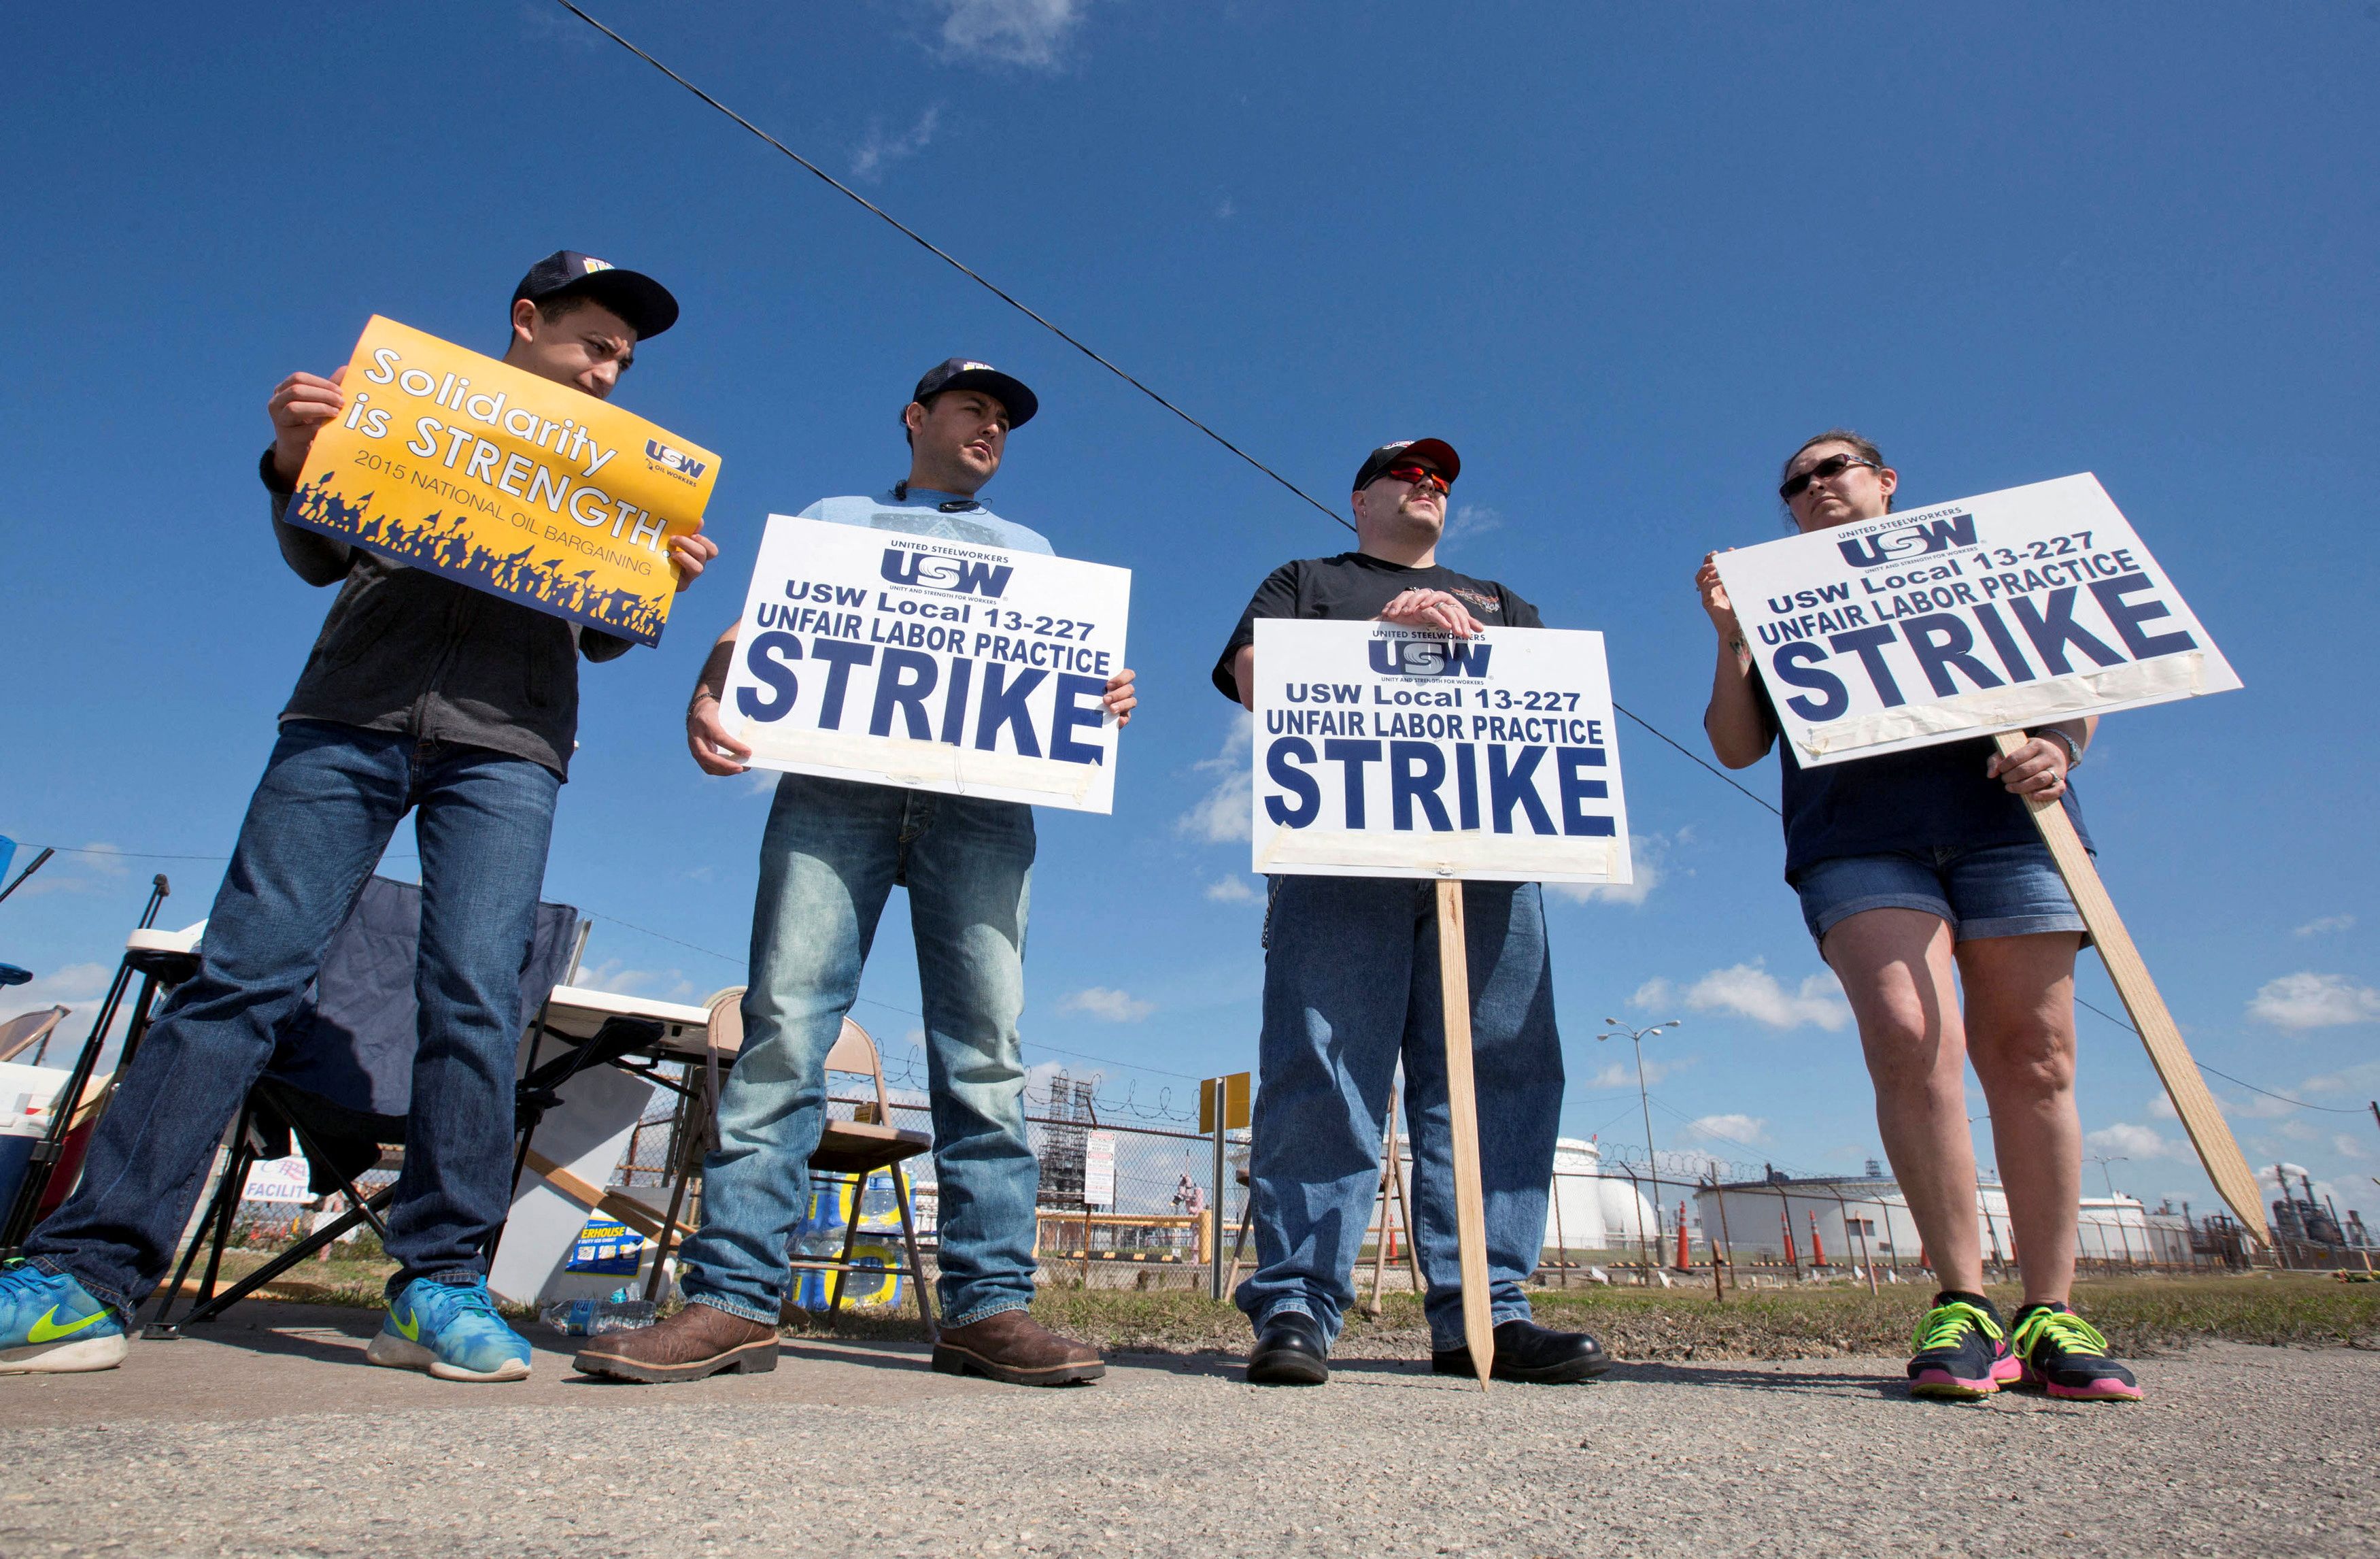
[512,250,679,340]
[911,357,1038,429]
[1353,438,1461,492]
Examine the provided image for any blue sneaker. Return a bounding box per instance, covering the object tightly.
[367,1277,532,1382]
[0,1258,128,1374]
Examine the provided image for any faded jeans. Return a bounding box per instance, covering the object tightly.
[28,720,558,1316]
[678,772,1040,1327]
[1236,875,1562,1351]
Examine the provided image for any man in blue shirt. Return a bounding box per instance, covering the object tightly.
[578,360,1136,1387]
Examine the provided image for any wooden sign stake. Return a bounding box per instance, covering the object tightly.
[1994,731,2271,1245]
[1434,878,1495,1390]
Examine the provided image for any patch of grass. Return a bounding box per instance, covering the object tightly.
[792,1273,2380,1362]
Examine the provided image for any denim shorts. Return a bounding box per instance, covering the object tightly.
[1792,841,2088,948]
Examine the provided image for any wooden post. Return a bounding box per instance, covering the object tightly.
[1389,1099,1426,1292]
[1366,1087,1401,1315]
[1993,731,2271,1244]
[1434,879,1495,1390]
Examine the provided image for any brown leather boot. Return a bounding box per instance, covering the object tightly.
[931,1309,1105,1386]
[572,1301,779,1384]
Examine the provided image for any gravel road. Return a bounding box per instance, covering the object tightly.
[1,1305,2370,1557]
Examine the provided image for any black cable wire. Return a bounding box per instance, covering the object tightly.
[1613,705,1781,817]
[549,0,1353,535]
[548,0,1800,821]
[2073,997,2367,1114]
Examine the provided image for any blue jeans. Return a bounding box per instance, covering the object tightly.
[678,772,1039,1328]
[1237,875,1562,1351]
[27,720,558,1318]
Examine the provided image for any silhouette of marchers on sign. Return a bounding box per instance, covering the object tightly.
[291,473,668,644]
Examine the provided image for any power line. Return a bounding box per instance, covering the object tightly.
[548,0,1353,535]
[547,1,1790,819]
[1612,707,1781,817]
[2074,997,2367,1114]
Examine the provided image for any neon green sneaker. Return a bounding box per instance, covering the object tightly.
[1906,1294,2019,1400]
[0,1258,128,1374]
[366,1277,532,1382]
[2011,1303,2142,1401]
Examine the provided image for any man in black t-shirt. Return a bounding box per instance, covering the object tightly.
[1212,439,1607,1388]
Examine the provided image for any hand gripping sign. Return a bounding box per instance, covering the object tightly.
[1710,473,2239,765]
[1714,474,2268,1244]
[720,516,1131,812]
[1248,618,1632,1386]
[289,316,719,646]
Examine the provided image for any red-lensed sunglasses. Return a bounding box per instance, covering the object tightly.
[1381,463,1450,493]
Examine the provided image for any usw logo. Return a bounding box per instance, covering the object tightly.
[645,439,708,480]
[1836,512,1977,568]
[880,548,1015,597]
[1368,639,1493,677]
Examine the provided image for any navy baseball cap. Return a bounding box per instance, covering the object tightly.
[911,357,1038,428]
[513,250,679,340]
[1353,438,1461,492]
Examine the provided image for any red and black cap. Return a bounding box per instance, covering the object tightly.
[513,251,679,340]
[1353,437,1461,492]
[911,357,1038,428]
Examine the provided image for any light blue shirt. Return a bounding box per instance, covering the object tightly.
[798,486,1054,556]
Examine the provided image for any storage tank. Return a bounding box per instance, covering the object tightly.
[1540,1137,1656,1254]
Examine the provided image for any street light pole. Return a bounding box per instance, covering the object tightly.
[2087,1154,2129,1267]
[1598,1017,1680,1281]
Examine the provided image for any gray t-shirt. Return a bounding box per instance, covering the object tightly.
[799,484,1053,554]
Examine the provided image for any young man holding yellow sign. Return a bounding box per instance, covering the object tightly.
[0,253,719,1382]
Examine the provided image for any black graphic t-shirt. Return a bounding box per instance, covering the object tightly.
[1748,675,2093,882]
[1211,551,1544,703]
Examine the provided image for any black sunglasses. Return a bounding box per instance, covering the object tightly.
[1779,452,1881,501]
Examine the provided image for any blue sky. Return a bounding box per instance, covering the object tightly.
[6,2,2377,1224]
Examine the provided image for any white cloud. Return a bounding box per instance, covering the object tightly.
[1439,503,1504,554]
[851,106,940,182]
[2147,1092,2179,1121]
[577,958,694,1001]
[1204,875,1259,904]
[1058,986,1153,1022]
[1214,196,1236,220]
[925,0,1092,67]
[2085,1122,2183,1160]
[2247,971,2380,1030]
[1549,833,1666,906]
[1176,714,1252,845]
[2296,1060,2380,1096]
[1688,1113,1769,1147]
[1587,1056,1678,1090]
[2293,914,2356,937]
[13,843,131,899]
[2,962,114,1022]
[1637,960,1850,1032]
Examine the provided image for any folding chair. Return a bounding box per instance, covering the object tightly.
[143,876,577,1336]
[0,877,190,1254]
[658,990,938,1339]
[0,1007,70,1065]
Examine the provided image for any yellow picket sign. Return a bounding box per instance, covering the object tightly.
[289,315,719,645]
